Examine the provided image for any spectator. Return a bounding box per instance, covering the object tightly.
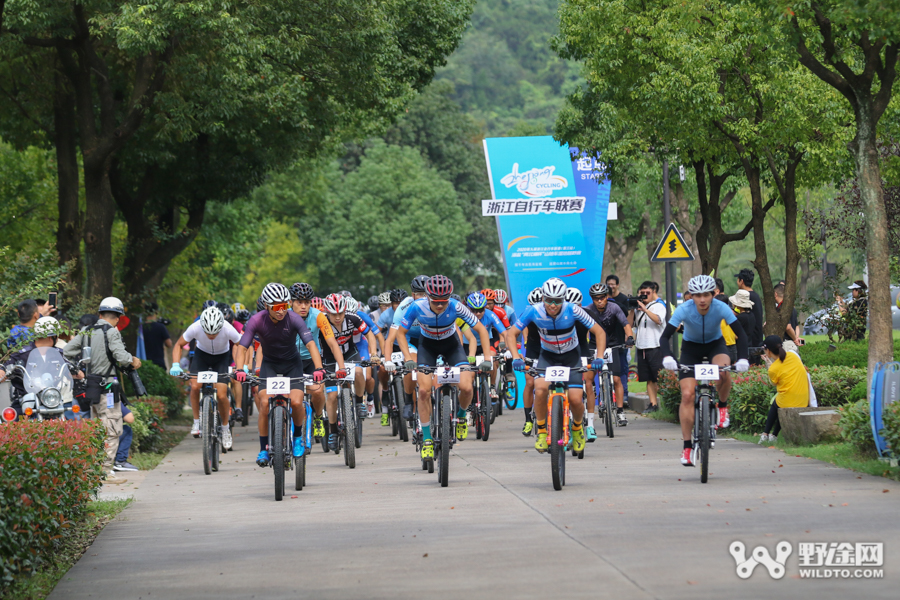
[773,284,802,351]
[6,299,54,349]
[759,335,810,444]
[734,268,764,354]
[729,290,757,355]
[64,297,141,484]
[142,302,173,370]
[605,274,631,405]
[634,281,666,413]
[715,280,737,363]
[115,403,138,472]
[838,280,868,341]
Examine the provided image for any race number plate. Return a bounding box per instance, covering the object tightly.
[391,352,404,366]
[546,366,570,382]
[343,363,356,381]
[266,377,290,394]
[603,348,614,362]
[694,364,720,381]
[476,355,493,366]
[581,356,589,367]
[197,371,218,384]
[436,367,461,384]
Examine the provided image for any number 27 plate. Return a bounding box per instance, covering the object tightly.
[197,371,218,383]
[694,364,720,381]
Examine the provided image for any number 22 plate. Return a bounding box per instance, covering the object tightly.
[266,377,290,394]
[694,364,720,381]
[546,366,570,382]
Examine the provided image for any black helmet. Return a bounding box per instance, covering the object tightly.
[236,309,251,323]
[223,307,235,324]
[367,295,379,311]
[450,293,462,302]
[410,275,430,293]
[390,288,408,303]
[290,282,315,300]
[216,301,229,314]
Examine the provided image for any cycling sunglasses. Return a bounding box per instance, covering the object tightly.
[543,298,563,306]
[268,302,290,312]
[429,298,450,306]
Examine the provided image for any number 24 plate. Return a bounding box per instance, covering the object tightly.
[694,364,720,381]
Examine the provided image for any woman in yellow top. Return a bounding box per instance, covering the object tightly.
[760,335,809,444]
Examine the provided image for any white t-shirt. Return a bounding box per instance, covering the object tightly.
[182,320,241,355]
[635,299,667,349]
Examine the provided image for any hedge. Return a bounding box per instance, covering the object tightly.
[129,396,167,453]
[0,420,105,587]
[123,361,184,418]
[799,338,900,369]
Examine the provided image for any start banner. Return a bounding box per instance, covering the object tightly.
[482,136,612,311]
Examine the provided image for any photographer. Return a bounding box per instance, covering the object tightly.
[633,281,666,413]
[64,297,141,482]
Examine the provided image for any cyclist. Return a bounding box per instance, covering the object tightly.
[380,285,418,425]
[583,283,634,432]
[520,287,544,435]
[289,282,344,444]
[660,274,750,467]
[320,293,379,450]
[495,288,515,324]
[465,291,507,398]
[170,306,242,450]
[507,278,607,455]
[346,297,385,416]
[394,275,493,465]
[234,283,328,466]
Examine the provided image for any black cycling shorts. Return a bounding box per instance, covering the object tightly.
[525,324,541,360]
[536,348,584,389]
[259,356,305,391]
[636,347,664,383]
[417,335,469,368]
[678,338,730,380]
[191,348,232,375]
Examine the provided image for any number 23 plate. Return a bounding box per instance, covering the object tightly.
[694,364,720,381]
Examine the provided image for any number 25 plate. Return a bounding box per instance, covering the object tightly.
[197,371,218,383]
[436,367,460,383]
[694,364,720,381]
[266,377,290,394]
[546,366,570,382]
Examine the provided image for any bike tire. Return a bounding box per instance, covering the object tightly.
[394,378,408,442]
[295,455,305,491]
[504,376,518,410]
[201,394,213,475]
[550,393,565,491]
[603,374,615,438]
[321,413,330,453]
[211,409,221,471]
[354,395,363,449]
[488,381,497,425]
[480,379,491,442]
[699,393,710,483]
[438,391,451,487]
[341,389,356,469]
[272,405,286,501]
[241,382,251,426]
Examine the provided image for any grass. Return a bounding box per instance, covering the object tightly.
[627,380,647,394]
[800,330,900,345]
[646,403,678,423]
[3,499,132,600]
[130,427,187,470]
[729,431,900,481]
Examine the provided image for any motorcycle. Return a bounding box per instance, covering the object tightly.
[1,346,80,422]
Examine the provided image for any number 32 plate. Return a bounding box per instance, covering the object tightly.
[694,364,720,381]
[546,366,570,382]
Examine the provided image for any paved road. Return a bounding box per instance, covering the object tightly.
[52,409,898,599]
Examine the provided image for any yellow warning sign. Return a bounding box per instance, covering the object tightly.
[651,223,695,262]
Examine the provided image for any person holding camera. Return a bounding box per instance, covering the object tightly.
[633,281,667,413]
[64,297,142,482]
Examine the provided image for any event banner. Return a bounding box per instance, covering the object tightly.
[482,136,612,311]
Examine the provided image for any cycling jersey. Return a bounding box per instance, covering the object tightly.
[503,305,517,327]
[392,296,423,341]
[479,309,507,337]
[320,313,368,362]
[668,299,736,344]
[583,301,628,346]
[490,306,511,328]
[399,298,478,341]
[513,302,596,354]
[295,308,333,359]
[377,306,395,334]
[239,311,314,362]
[182,320,242,355]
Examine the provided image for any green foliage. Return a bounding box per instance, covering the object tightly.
[123,362,183,419]
[848,380,868,404]
[881,400,900,458]
[727,368,775,432]
[808,366,867,407]
[0,420,105,587]
[838,399,877,457]
[129,397,167,453]
[241,220,313,306]
[799,338,900,368]
[658,368,683,418]
[0,140,57,255]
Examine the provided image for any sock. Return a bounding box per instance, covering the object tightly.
[536,420,547,434]
[525,410,533,423]
[259,436,268,452]
[571,419,583,431]
[456,407,468,420]
[404,392,413,406]
[718,401,728,409]
[355,394,363,404]
[617,407,624,414]
[586,414,594,428]
[367,393,374,403]
[421,424,432,441]
[684,440,692,450]
[330,422,338,435]
[193,418,200,427]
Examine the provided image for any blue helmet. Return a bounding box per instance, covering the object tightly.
[466,292,487,310]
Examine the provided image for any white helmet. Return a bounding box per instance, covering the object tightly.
[99,296,125,315]
[527,287,543,305]
[565,288,583,305]
[34,316,59,338]
[541,277,567,300]
[378,291,391,305]
[688,274,717,295]
[200,306,225,335]
[259,282,290,307]
[345,298,359,313]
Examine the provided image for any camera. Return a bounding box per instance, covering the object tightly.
[121,365,147,397]
[626,295,643,310]
[749,346,766,357]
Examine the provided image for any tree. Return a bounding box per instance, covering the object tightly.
[303,142,471,293]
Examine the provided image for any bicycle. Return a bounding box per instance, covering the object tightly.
[243,373,315,500]
[386,352,410,443]
[594,345,628,439]
[471,355,492,442]
[416,364,476,487]
[677,362,735,483]
[525,363,589,491]
[330,360,378,450]
[176,372,231,475]
[496,348,518,411]
[323,365,370,469]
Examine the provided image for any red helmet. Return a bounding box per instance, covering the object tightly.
[322,293,346,314]
[311,296,325,310]
[481,288,497,302]
[425,274,454,300]
[494,289,508,304]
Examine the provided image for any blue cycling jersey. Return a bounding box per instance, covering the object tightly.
[400,298,478,340]
[392,296,423,341]
[479,309,507,338]
[295,307,323,359]
[514,302,596,354]
[504,306,517,327]
[377,307,394,333]
[668,299,736,344]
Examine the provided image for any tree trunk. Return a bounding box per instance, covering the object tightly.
[81,161,116,297]
[53,77,83,297]
[741,158,778,335]
[693,161,745,275]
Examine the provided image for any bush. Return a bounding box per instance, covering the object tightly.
[838,399,877,457]
[658,368,682,419]
[799,338,900,368]
[808,366,867,406]
[124,361,184,418]
[727,368,774,432]
[881,400,900,457]
[848,380,868,404]
[0,420,105,587]
[129,397,167,453]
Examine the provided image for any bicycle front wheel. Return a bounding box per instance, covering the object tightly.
[602,373,615,438]
[550,392,565,490]
[211,408,221,471]
[201,395,213,475]
[295,454,305,491]
[241,383,251,426]
[480,378,491,441]
[699,393,710,483]
[272,405,287,501]
[341,388,356,469]
[504,375,518,410]
[394,378,408,442]
[438,391,451,487]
